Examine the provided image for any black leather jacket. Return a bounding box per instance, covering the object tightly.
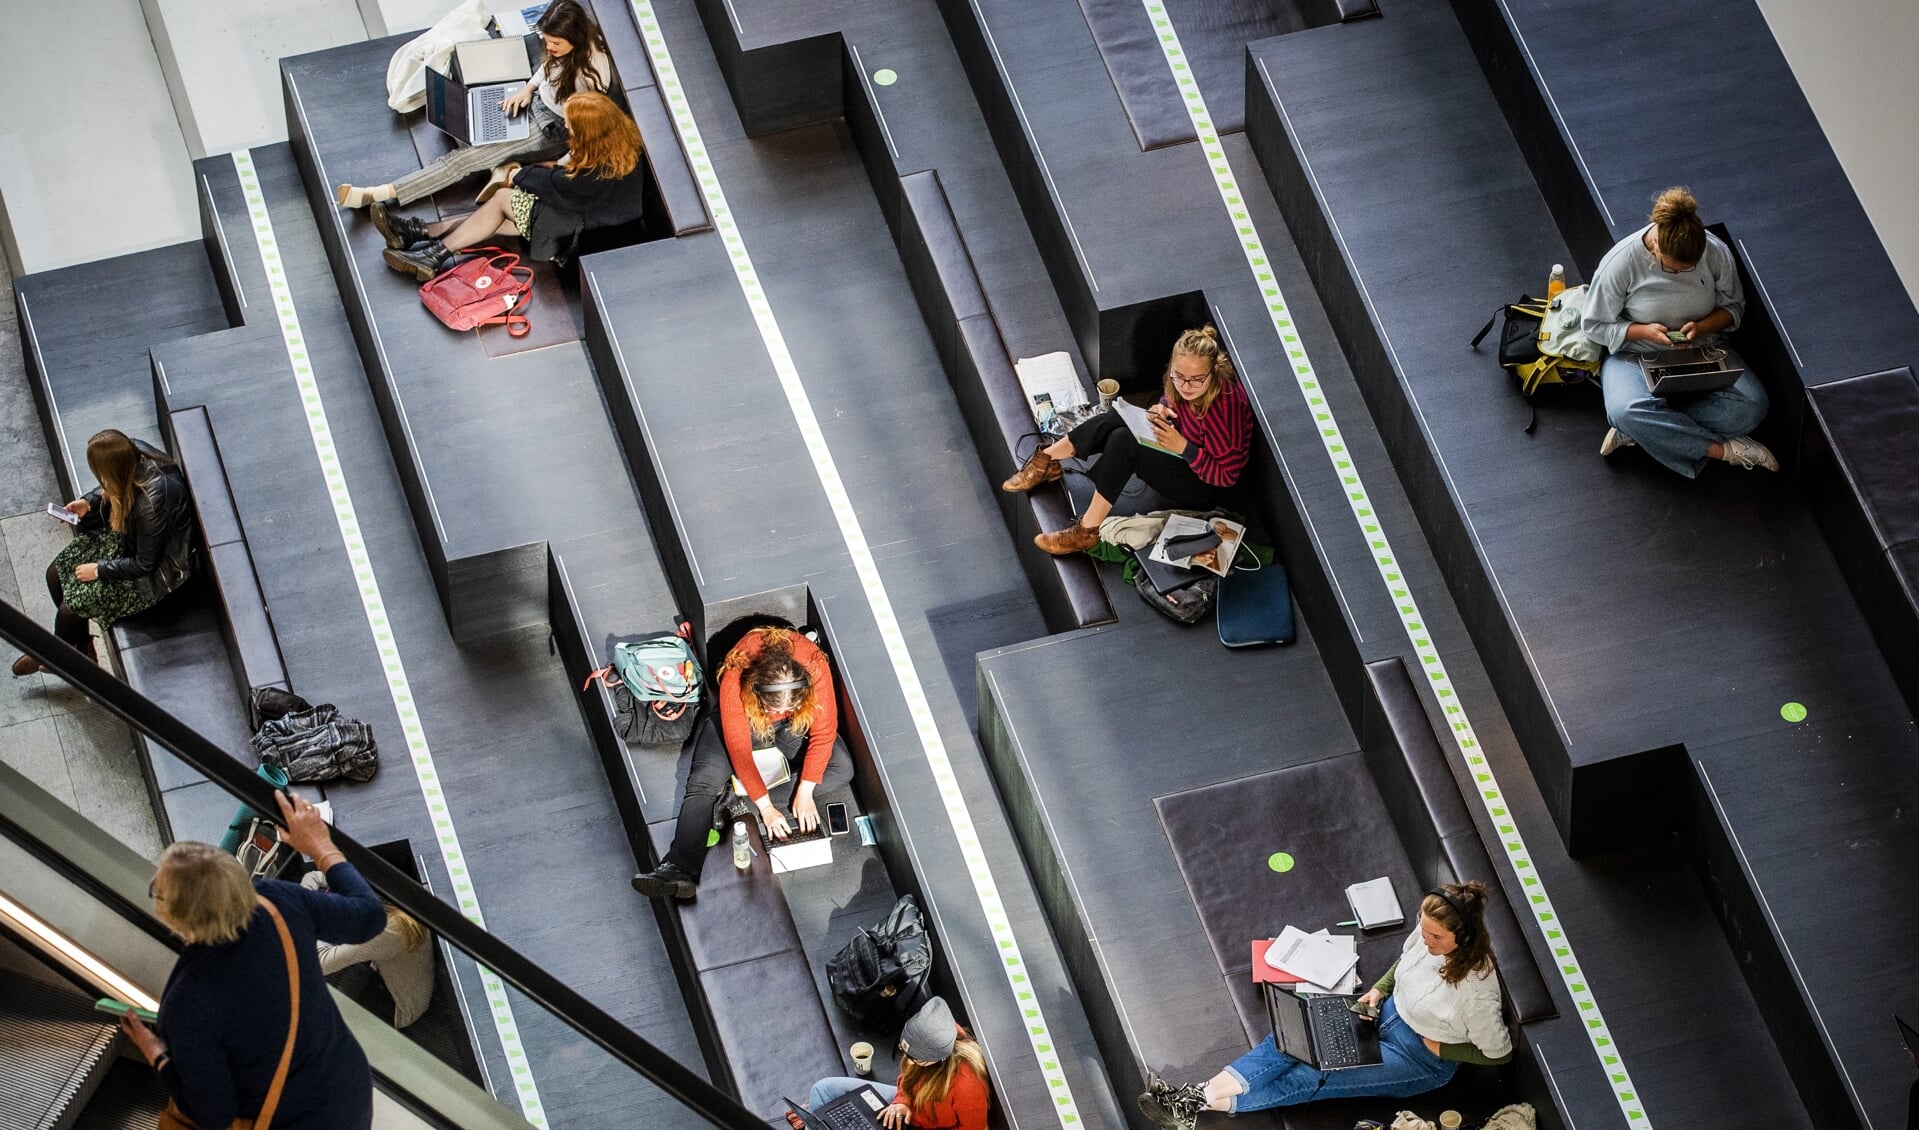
[80,441,195,601]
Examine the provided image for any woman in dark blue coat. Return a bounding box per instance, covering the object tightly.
[121,793,388,1129]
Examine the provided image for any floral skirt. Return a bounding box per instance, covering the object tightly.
[52,530,160,627]
[509,187,539,238]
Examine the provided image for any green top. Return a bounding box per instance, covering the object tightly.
[1368,960,1513,1067]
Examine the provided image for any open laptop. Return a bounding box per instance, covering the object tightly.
[1266,988,1382,1071]
[425,38,534,146]
[785,1085,888,1130]
[1637,346,1744,397]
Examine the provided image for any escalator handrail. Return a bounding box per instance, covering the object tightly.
[0,598,762,1130]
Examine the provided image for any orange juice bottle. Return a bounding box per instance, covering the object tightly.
[1546,264,1566,300]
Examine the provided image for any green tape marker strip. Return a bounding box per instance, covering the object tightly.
[1137,8,1650,1126]
[626,5,1081,1122]
[231,150,549,1128]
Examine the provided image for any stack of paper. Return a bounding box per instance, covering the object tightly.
[1015,352,1089,430]
[1261,926,1359,994]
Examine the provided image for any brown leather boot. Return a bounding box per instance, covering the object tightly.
[1001,448,1061,493]
[1035,523,1100,556]
[11,654,41,677]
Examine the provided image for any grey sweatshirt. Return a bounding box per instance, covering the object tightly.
[1581,224,1745,354]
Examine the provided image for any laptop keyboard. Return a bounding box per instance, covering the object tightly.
[475,97,512,143]
[1309,996,1362,1066]
[816,1096,879,1130]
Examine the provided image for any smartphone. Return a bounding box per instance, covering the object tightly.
[47,503,80,525]
[1667,328,1689,343]
[95,998,159,1023]
[1347,998,1379,1021]
[826,802,850,836]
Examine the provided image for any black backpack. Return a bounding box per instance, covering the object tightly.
[826,896,934,1026]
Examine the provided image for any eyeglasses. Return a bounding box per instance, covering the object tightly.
[1168,369,1212,389]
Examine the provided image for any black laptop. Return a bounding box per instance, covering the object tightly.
[785,1085,887,1130]
[1266,988,1382,1071]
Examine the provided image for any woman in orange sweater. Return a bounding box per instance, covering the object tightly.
[798,997,991,1130]
[631,626,853,899]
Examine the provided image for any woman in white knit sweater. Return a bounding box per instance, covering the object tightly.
[1139,881,1511,1129]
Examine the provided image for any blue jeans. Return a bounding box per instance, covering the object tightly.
[808,1077,898,1110]
[1600,348,1768,478]
[1222,997,1457,1112]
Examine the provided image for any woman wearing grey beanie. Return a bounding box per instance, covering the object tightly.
[794,997,989,1129]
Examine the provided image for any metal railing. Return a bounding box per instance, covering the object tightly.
[0,597,762,1130]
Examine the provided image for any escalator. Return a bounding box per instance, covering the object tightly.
[0,598,763,1130]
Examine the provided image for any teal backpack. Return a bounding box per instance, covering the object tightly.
[585,619,702,745]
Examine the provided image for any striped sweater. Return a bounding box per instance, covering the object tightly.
[1163,380,1253,487]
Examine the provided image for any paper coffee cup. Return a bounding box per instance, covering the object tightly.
[851,1041,875,1076]
[1097,378,1120,410]
[1438,1112,1463,1130]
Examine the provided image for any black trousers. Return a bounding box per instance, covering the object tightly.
[664,714,854,875]
[1068,410,1220,511]
[45,565,93,650]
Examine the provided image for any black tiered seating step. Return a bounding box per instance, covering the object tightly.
[1245,3,1917,1125]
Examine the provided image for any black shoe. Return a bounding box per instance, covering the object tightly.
[370,202,435,250]
[1138,1071,1204,1130]
[630,863,698,900]
[382,240,451,282]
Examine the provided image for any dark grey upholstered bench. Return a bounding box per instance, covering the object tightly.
[894,171,1115,633]
[549,562,870,1119]
[163,405,291,707]
[1152,657,1554,1127]
[1803,367,1919,719]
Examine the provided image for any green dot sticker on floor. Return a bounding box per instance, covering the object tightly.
[1781,701,1808,723]
[1267,852,1295,873]
[872,68,898,86]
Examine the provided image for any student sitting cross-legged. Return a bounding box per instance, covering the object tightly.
[1002,325,1252,556]
[1137,882,1511,1129]
[630,626,854,900]
[379,91,644,280]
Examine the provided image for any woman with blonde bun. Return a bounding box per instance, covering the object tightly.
[1582,187,1777,476]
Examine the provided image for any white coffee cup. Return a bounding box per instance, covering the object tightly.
[1439,1112,1463,1130]
[1097,378,1121,411]
[850,1041,875,1076]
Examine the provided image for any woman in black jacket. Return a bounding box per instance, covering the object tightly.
[381,90,645,280]
[13,429,195,677]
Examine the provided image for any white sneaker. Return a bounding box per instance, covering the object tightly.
[1720,435,1779,471]
[1599,428,1637,456]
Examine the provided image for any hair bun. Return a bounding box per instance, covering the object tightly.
[1651,186,1698,224]
[1198,324,1219,340]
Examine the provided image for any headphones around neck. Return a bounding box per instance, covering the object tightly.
[1426,886,1477,950]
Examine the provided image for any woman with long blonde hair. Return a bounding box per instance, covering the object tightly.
[13,429,196,677]
[380,90,647,279]
[1003,325,1253,556]
[631,623,855,901]
[303,872,436,1028]
[798,997,990,1130]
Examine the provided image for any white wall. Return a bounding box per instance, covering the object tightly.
[0,0,199,273]
[1756,0,1919,311]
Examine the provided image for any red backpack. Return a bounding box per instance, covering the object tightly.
[419,247,532,337]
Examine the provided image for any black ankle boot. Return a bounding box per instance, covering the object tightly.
[382,240,452,282]
[630,863,698,901]
[370,202,435,250]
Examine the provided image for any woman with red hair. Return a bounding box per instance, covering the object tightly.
[380,90,645,278]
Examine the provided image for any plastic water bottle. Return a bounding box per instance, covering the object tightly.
[1546,264,1566,300]
[732,821,751,870]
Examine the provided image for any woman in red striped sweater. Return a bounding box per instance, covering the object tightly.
[1005,325,1253,555]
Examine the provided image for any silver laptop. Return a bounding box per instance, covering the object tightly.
[425,39,534,146]
[1638,346,1744,397]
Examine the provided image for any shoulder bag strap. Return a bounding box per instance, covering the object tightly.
[254,897,301,1130]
